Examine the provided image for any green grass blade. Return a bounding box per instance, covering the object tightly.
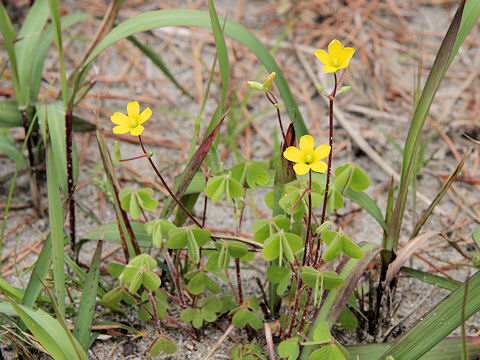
[22,235,52,307]
[0,100,24,127]
[348,337,480,360]
[0,1,22,104]
[80,9,307,135]
[45,119,65,317]
[401,267,461,291]
[208,0,229,105]
[411,152,468,239]
[31,13,90,102]
[7,301,73,360]
[127,35,193,99]
[344,189,387,232]
[38,102,78,193]
[73,240,102,350]
[380,271,480,360]
[0,278,23,302]
[82,221,151,247]
[48,0,68,109]
[0,134,28,167]
[386,0,466,252]
[15,0,49,105]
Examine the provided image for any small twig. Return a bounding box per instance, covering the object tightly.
[264,323,276,360]
[202,323,235,360]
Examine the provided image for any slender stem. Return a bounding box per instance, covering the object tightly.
[146,289,163,335]
[163,250,186,308]
[119,153,151,162]
[66,109,75,249]
[265,91,287,143]
[235,258,243,304]
[138,135,202,228]
[305,170,312,266]
[315,73,339,265]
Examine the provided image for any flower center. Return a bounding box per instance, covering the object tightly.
[331,58,340,67]
[129,116,139,129]
[304,153,314,165]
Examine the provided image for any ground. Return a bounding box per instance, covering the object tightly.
[1,0,479,359]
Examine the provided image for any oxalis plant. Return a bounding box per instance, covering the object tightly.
[1,0,480,359]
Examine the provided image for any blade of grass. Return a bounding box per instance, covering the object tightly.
[15,0,49,105]
[400,267,461,291]
[0,1,22,104]
[48,0,68,109]
[348,337,480,360]
[127,35,193,99]
[80,9,307,135]
[208,0,229,106]
[82,221,151,247]
[344,189,387,232]
[73,240,102,350]
[386,0,467,252]
[410,151,468,239]
[380,271,480,360]
[45,116,65,317]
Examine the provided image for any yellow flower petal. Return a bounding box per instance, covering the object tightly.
[130,125,144,136]
[328,39,343,58]
[127,101,140,118]
[310,160,327,173]
[283,146,304,163]
[323,65,339,73]
[314,49,330,65]
[113,125,129,134]
[110,112,129,125]
[338,47,355,64]
[313,144,331,160]
[293,163,310,175]
[138,107,152,124]
[299,135,315,153]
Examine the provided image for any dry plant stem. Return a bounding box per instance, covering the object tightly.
[202,323,235,360]
[265,91,286,143]
[21,109,42,218]
[138,135,202,228]
[163,250,186,308]
[264,322,276,360]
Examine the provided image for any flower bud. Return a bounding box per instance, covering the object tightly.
[114,141,121,161]
[263,72,276,92]
[340,85,351,93]
[247,81,264,91]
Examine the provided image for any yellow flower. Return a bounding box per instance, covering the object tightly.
[111,101,152,136]
[314,39,355,74]
[283,135,330,175]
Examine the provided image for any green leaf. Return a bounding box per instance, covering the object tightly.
[313,321,332,343]
[149,335,177,356]
[473,225,480,249]
[338,306,358,331]
[145,219,175,248]
[205,175,226,203]
[322,232,363,262]
[143,270,161,291]
[227,241,248,258]
[83,221,152,247]
[73,240,102,350]
[0,134,28,166]
[188,272,206,295]
[278,339,299,360]
[309,344,346,360]
[232,308,262,330]
[252,215,290,243]
[344,189,387,232]
[267,265,291,295]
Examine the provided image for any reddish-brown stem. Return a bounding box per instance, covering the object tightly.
[146,289,163,335]
[304,170,313,267]
[138,135,202,228]
[292,186,310,214]
[235,258,243,305]
[265,91,287,143]
[315,73,339,265]
[65,109,75,248]
[119,153,151,162]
